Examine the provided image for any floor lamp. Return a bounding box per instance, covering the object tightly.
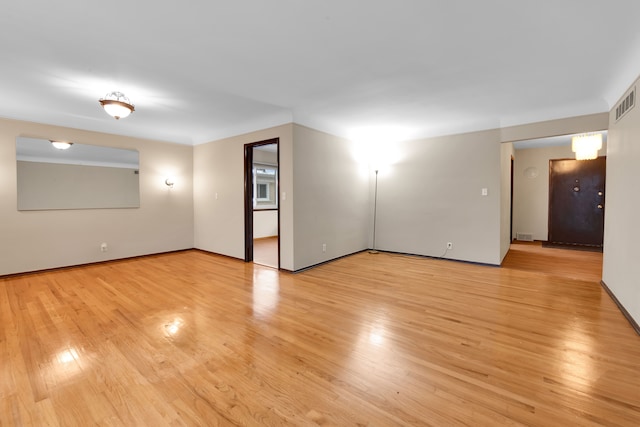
[369,169,379,254]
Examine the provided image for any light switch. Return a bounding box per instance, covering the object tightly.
[481,188,488,196]
[282,191,286,201]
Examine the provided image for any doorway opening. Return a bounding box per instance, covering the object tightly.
[510,155,514,243]
[507,131,607,273]
[244,138,280,268]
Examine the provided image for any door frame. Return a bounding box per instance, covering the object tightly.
[510,155,514,242]
[244,138,280,268]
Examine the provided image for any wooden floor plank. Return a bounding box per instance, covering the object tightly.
[253,237,278,269]
[1,242,639,426]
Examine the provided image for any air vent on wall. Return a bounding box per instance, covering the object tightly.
[516,233,533,242]
[615,86,635,122]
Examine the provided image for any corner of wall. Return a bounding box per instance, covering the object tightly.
[602,76,640,327]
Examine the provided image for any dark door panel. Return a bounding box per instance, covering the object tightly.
[548,157,606,247]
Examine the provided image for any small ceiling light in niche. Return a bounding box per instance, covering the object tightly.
[99,91,135,119]
[165,177,175,188]
[571,133,602,160]
[49,140,73,150]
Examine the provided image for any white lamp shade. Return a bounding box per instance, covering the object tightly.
[101,101,133,119]
[571,134,602,160]
[50,141,73,150]
[99,92,135,119]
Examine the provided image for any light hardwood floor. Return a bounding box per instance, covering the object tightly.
[253,236,278,269]
[1,244,639,426]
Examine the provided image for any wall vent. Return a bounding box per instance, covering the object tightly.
[516,232,534,242]
[615,86,635,122]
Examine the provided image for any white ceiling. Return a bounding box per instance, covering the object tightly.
[2,1,640,146]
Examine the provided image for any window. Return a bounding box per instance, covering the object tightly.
[253,163,277,209]
[257,183,269,200]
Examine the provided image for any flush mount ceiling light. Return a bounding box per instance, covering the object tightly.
[49,140,73,150]
[571,133,602,160]
[99,91,135,119]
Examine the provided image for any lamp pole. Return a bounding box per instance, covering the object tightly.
[370,169,379,254]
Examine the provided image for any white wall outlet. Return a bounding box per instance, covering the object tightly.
[481,188,488,196]
[322,243,326,252]
[447,242,453,250]
[100,242,108,252]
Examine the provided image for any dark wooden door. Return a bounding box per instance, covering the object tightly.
[548,157,606,247]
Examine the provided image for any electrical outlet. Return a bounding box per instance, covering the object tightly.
[100,242,108,252]
[322,243,326,253]
[447,242,453,250]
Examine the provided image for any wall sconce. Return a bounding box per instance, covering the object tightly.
[165,177,175,188]
[49,140,73,150]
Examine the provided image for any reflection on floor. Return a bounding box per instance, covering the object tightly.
[253,236,278,268]
[502,240,603,283]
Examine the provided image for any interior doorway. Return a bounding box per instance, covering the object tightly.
[508,131,607,279]
[510,155,514,242]
[510,132,607,245]
[244,138,280,268]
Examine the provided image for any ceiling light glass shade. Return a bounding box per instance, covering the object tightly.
[571,133,602,160]
[99,91,135,119]
[50,140,73,150]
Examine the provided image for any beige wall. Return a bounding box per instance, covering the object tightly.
[291,124,369,270]
[254,210,278,238]
[374,129,503,265]
[0,117,194,276]
[603,76,640,326]
[193,124,294,270]
[500,113,609,143]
